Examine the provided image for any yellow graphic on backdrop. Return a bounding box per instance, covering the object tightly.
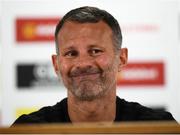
[16,107,39,118]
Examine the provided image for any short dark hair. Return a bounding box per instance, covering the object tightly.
[55,6,122,54]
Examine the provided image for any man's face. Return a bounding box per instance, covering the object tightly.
[53,21,121,101]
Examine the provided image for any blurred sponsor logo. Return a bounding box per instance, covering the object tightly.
[117,62,164,86]
[16,18,59,42]
[16,63,62,88]
[16,17,159,42]
[122,24,159,33]
[16,62,164,88]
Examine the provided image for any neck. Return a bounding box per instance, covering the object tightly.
[67,89,116,123]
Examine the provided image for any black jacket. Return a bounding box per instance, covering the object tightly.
[12,96,175,125]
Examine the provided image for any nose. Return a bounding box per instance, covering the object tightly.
[75,54,94,69]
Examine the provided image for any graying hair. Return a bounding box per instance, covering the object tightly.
[55,6,122,54]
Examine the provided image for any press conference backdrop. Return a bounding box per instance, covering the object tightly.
[1,0,180,126]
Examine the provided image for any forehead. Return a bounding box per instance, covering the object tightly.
[57,21,113,48]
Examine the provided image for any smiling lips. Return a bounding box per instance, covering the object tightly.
[68,67,103,82]
[69,67,102,76]
[72,73,101,82]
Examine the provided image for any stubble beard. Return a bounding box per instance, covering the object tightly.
[70,76,108,101]
[66,60,118,101]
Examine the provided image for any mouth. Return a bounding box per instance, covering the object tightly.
[68,67,103,81]
[72,72,100,81]
[73,72,100,77]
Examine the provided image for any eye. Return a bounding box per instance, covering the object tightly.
[64,50,78,58]
[89,48,103,56]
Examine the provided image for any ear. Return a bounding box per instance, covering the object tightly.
[52,54,59,75]
[118,48,128,71]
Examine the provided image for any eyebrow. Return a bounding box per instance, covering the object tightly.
[60,44,104,52]
[88,44,98,48]
[87,44,105,50]
[61,46,76,52]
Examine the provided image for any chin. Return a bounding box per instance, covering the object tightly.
[74,88,106,101]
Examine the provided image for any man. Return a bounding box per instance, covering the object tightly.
[13,6,175,124]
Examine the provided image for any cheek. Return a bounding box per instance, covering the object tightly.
[59,59,71,76]
[96,55,114,69]
[96,55,119,75]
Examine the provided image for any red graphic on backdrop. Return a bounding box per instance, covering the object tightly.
[117,62,164,86]
[16,18,59,42]
[122,24,159,33]
[16,18,159,42]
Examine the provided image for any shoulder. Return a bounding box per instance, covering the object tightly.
[12,98,69,125]
[116,96,176,121]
